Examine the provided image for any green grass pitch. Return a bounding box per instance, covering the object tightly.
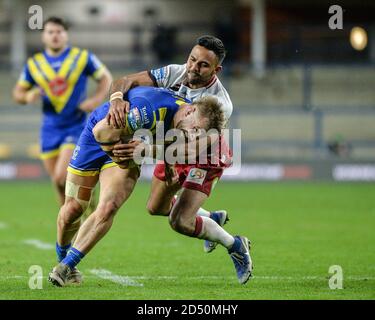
[0,181,374,300]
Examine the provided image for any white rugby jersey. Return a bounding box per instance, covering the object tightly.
[149,64,233,120]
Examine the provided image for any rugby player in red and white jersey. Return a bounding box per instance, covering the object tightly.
[107,36,252,284]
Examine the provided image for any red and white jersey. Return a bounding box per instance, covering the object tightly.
[149,64,233,120]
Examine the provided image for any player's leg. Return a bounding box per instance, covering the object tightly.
[56,171,98,250]
[146,175,181,216]
[52,145,75,206]
[41,156,60,201]
[169,187,253,284]
[40,127,69,206]
[169,188,233,245]
[73,166,138,253]
[52,122,108,279]
[49,166,139,287]
[52,171,98,286]
[147,164,229,253]
[148,163,228,229]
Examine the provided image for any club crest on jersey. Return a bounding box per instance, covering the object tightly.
[186,168,207,185]
[49,76,68,96]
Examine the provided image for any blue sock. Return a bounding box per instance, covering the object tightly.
[228,237,242,253]
[210,212,221,224]
[56,242,71,262]
[61,247,85,270]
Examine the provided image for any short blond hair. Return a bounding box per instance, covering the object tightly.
[194,96,226,132]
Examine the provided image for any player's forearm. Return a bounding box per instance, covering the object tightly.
[109,77,134,97]
[171,134,218,163]
[145,140,210,164]
[90,69,113,107]
[12,87,28,104]
[109,71,155,96]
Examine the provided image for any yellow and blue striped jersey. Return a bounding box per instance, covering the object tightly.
[17,46,105,127]
[88,87,190,136]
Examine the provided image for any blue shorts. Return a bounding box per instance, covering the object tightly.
[40,122,85,160]
[67,124,116,177]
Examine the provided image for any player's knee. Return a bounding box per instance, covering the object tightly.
[65,181,92,213]
[146,202,165,216]
[169,211,194,235]
[52,173,66,190]
[146,204,158,216]
[98,199,121,221]
[93,120,119,143]
[60,198,83,225]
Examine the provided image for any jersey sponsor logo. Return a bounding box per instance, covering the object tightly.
[127,108,143,132]
[186,168,207,185]
[140,106,150,124]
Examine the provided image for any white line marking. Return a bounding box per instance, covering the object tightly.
[2,274,375,281]
[23,239,54,250]
[89,269,144,287]
[127,275,375,281]
[0,222,8,229]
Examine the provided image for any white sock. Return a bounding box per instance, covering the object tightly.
[197,216,234,249]
[196,207,211,218]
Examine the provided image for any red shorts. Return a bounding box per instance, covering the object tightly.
[153,136,232,196]
[154,162,224,196]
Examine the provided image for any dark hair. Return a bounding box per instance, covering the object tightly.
[195,96,226,132]
[43,17,69,30]
[196,35,226,65]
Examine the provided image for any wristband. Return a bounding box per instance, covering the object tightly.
[110,91,124,102]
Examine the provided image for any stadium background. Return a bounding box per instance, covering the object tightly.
[0,0,374,300]
[1,0,374,181]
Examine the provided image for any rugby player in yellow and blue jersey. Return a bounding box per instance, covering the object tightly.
[12,17,112,205]
[48,86,225,286]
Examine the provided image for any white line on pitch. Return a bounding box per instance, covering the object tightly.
[89,269,144,287]
[23,239,54,250]
[2,274,375,281]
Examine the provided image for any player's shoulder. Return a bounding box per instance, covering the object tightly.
[70,46,90,55]
[206,77,233,118]
[154,63,185,72]
[207,77,232,103]
[28,51,44,61]
[152,63,185,77]
[167,63,186,71]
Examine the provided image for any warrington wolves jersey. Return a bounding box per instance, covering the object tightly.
[88,86,190,136]
[17,46,105,127]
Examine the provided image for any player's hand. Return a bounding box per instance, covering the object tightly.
[112,140,143,159]
[79,98,97,112]
[106,99,130,129]
[165,164,178,187]
[25,88,41,104]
